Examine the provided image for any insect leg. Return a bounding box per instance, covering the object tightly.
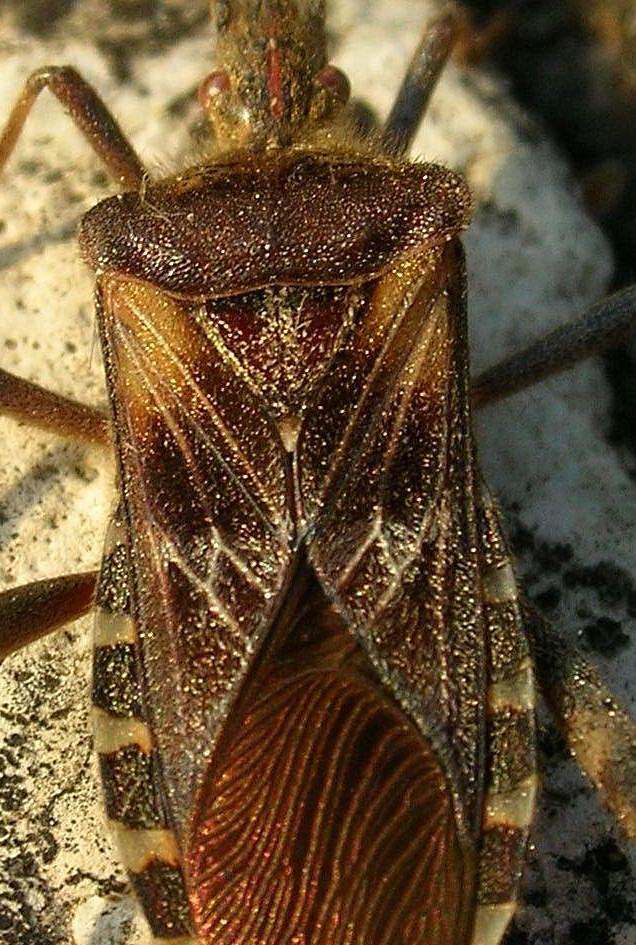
[525,602,636,839]
[472,284,636,408]
[0,571,97,662]
[0,69,139,443]
[0,367,110,445]
[382,11,459,155]
[0,66,145,190]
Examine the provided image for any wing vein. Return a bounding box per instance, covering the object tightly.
[116,321,284,544]
[122,294,283,522]
[310,272,430,516]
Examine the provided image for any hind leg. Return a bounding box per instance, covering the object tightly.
[0,572,98,663]
[472,285,636,408]
[524,602,636,838]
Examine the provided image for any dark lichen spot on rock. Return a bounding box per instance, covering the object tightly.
[534,541,574,572]
[605,890,636,925]
[503,920,530,944]
[39,829,60,865]
[566,918,612,945]
[111,0,158,20]
[66,867,128,897]
[2,849,65,945]
[509,520,536,555]
[0,762,28,813]
[534,584,562,610]
[582,839,629,888]
[6,0,210,84]
[7,0,76,36]
[554,838,635,942]
[91,170,110,190]
[42,169,63,185]
[524,884,548,909]
[563,559,636,609]
[507,513,636,665]
[17,159,47,179]
[477,199,522,236]
[537,721,568,763]
[93,2,209,81]
[583,616,630,656]
[508,519,576,583]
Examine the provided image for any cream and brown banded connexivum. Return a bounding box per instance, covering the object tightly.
[0,2,635,944]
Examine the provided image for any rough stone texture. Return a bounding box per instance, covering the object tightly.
[0,1,633,944]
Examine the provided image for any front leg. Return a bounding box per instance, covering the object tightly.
[0,64,147,441]
[0,66,145,190]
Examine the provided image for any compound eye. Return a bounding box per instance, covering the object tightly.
[314,65,350,108]
[198,70,232,111]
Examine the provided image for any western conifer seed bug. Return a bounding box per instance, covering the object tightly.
[4,2,627,945]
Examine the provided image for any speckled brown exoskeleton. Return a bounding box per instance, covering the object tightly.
[0,2,635,944]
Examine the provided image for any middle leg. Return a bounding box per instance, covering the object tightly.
[472,284,636,409]
[0,368,110,446]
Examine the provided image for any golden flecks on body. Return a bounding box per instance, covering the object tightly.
[92,706,153,754]
[108,820,180,872]
[198,283,364,420]
[484,774,538,830]
[471,903,517,945]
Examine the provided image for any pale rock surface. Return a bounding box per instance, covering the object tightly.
[0,1,633,944]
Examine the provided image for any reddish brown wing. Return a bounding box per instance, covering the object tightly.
[97,277,294,835]
[303,240,486,835]
[183,241,482,945]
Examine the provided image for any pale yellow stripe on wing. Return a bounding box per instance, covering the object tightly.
[94,610,137,646]
[484,774,539,830]
[92,707,152,754]
[488,660,535,712]
[471,902,516,945]
[482,561,518,604]
[108,820,180,872]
